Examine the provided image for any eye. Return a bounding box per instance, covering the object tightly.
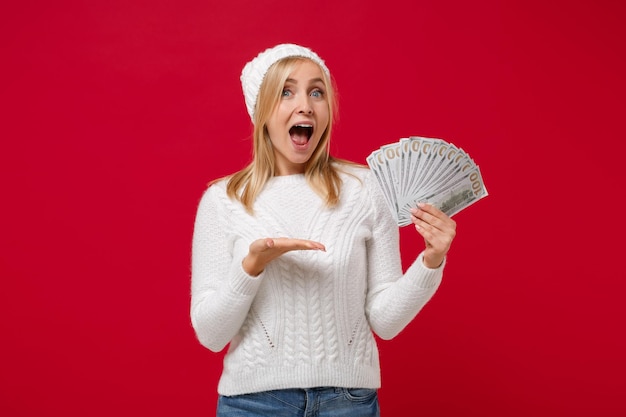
[282,88,292,97]
[310,89,324,98]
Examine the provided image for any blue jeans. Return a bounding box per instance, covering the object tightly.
[216,387,380,417]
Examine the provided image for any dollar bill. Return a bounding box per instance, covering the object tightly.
[367,136,488,226]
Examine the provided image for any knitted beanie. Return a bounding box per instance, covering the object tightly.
[240,43,330,123]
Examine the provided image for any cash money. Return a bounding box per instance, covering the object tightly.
[367,136,488,226]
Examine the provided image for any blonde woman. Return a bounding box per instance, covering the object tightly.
[190,43,457,416]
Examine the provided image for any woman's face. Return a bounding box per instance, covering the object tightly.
[265,60,330,176]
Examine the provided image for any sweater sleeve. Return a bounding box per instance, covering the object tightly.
[363,172,445,340]
[190,185,263,352]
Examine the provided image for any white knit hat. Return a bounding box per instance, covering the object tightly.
[240,43,330,123]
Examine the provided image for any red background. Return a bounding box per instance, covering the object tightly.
[1,0,625,416]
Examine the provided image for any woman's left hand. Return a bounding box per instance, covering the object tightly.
[410,203,457,269]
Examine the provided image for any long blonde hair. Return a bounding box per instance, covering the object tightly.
[219,57,356,214]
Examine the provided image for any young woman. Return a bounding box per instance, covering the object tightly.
[190,43,457,416]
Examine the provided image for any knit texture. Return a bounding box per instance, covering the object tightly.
[190,165,444,396]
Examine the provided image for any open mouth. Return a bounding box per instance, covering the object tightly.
[289,124,313,145]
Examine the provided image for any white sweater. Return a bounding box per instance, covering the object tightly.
[190,165,444,396]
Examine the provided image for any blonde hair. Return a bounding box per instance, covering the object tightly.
[218,57,357,214]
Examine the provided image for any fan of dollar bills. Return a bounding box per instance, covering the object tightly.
[366,136,488,227]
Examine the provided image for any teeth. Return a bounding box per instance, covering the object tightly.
[294,124,313,128]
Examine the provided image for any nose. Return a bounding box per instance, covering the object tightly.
[296,94,313,115]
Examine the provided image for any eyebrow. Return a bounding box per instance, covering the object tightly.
[285,77,325,85]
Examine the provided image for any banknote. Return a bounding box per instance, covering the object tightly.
[367,136,488,227]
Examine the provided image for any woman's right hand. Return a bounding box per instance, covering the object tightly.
[242,238,326,277]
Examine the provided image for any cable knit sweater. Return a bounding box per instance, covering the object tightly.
[190,165,444,396]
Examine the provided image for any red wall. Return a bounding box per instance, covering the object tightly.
[2,1,625,416]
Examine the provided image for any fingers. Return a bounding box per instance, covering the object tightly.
[272,237,326,252]
[250,238,326,257]
[410,203,456,234]
[410,203,457,268]
[249,238,275,254]
[244,238,326,277]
